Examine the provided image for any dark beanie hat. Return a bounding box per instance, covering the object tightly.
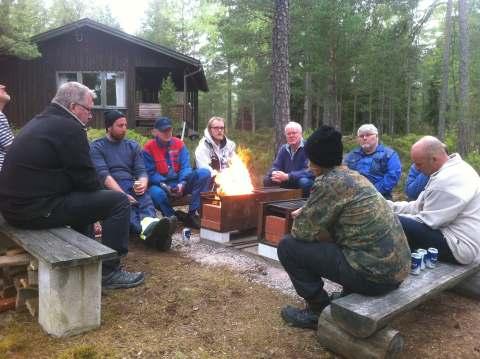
[104,110,125,129]
[305,125,343,167]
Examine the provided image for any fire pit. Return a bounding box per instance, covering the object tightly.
[200,188,302,233]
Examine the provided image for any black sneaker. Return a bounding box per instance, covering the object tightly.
[102,269,145,289]
[144,217,172,251]
[280,305,320,330]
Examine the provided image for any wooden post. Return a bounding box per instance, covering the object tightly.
[317,306,404,359]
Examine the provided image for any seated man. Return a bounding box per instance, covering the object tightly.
[344,124,401,199]
[263,121,314,197]
[0,82,143,289]
[404,163,430,201]
[278,125,410,330]
[195,116,237,179]
[389,136,480,265]
[143,117,210,229]
[90,110,176,251]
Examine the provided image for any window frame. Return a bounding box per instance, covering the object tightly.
[56,70,127,109]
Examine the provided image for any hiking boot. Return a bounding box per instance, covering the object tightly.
[280,305,321,330]
[102,269,145,289]
[174,210,188,222]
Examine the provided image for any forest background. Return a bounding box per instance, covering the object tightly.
[2,0,480,173]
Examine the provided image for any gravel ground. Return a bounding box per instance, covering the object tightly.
[170,230,342,298]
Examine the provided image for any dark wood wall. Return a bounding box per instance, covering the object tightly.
[0,26,200,130]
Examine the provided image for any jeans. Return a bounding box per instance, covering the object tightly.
[398,215,458,263]
[277,235,399,307]
[149,168,211,216]
[263,175,314,197]
[117,179,157,235]
[4,190,130,274]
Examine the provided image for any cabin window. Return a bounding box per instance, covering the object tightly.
[56,71,126,108]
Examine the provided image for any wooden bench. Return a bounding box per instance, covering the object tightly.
[316,261,480,359]
[0,216,117,337]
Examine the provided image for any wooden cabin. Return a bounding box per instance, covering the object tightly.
[0,18,208,131]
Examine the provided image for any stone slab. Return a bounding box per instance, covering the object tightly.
[258,243,279,261]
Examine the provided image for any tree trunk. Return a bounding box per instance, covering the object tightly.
[324,46,339,129]
[368,94,372,124]
[315,95,321,128]
[457,0,469,155]
[272,0,290,153]
[226,60,233,128]
[438,0,453,141]
[303,71,312,130]
[406,81,412,134]
[353,93,357,136]
[251,101,256,133]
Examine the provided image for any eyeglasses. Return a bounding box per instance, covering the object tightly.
[210,126,225,131]
[75,103,93,114]
[358,133,375,139]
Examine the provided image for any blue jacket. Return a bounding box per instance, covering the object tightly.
[405,164,429,200]
[344,144,402,197]
[267,141,314,182]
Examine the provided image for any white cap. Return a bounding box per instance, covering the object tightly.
[357,124,378,136]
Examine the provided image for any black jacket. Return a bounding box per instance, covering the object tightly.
[0,103,100,220]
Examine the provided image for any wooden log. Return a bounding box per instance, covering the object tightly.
[451,271,480,300]
[331,262,480,338]
[317,306,404,359]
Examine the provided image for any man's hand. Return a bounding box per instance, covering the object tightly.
[170,183,184,198]
[126,194,138,206]
[271,170,289,183]
[133,177,148,196]
[291,207,303,219]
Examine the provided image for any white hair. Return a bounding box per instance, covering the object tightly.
[52,81,96,108]
[285,121,302,133]
[357,123,378,136]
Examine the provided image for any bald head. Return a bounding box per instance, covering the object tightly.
[411,136,449,175]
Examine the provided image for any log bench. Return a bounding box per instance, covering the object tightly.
[0,216,117,337]
[317,261,480,359]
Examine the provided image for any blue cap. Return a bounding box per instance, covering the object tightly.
[154,117,173,131]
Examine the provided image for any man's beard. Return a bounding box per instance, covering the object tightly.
[110,132,126,141]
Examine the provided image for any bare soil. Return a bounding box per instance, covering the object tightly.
[1,230,480,359]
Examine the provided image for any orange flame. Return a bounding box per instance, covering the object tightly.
[215,148,254,196]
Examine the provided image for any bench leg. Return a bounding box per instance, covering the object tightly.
[317,306,404,359]
[38,260,101,337]
[451,271,480,300]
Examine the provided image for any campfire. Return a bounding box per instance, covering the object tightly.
[200,150,303,233]
[215,148,253,196]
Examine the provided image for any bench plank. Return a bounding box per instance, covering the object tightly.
[331,262,480,338]
[48,228,116,261]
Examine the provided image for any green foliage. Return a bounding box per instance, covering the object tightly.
[87,128,151,147]
[159,74,177,115]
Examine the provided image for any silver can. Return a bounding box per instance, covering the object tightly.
[417,248,427,270]
[426,247,439,268]
[411,253,422,275]
[182,228,191,246]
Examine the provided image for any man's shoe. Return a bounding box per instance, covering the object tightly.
[102,269,145,289]
[154,217,174,251]
[174,210,188,222]
[280,305,320,330]
[185,213,200,229]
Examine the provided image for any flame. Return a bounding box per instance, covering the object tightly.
[215,147,254,196]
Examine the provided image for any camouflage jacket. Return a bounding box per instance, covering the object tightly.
[292,165,410,284]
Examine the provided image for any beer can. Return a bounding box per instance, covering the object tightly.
[417,248,427,270]
[426,247,439,268]
[411,253,422,275]
[182,228,191,245]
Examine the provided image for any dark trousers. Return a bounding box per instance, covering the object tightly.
[398,215,459,264]
[263,175,314,197]
[277,235,398,307]
[5,190,130,274]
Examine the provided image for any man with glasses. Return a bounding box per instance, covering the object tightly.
[344,124,402,199]
[0,84,14,171]
[143,117,210,229]
[195,116,237,181]
[263,121,314,197]
[0,81,144,289]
